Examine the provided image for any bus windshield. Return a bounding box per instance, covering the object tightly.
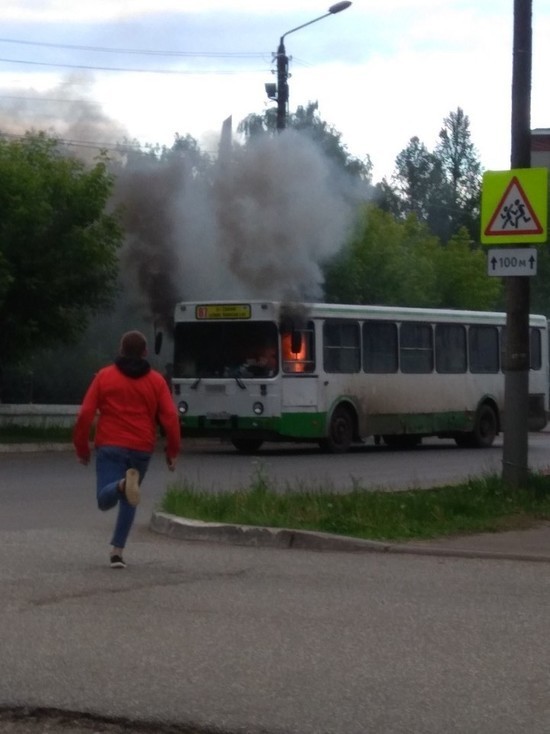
[173,321,279,379]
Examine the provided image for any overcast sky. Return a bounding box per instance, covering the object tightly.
[0,0,548,182]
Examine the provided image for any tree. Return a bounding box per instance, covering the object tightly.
[433,229,502,310]
[323,205,441,307]
[322,204,501,310]
[386,136,448,235]
[434,107,482,241]
[0,133,122,387]
[389,108,482,243]
[238,101,373,184]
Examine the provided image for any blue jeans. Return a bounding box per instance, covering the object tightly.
[95,445,151,549]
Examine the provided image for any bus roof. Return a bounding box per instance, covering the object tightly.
[174,301,548,327]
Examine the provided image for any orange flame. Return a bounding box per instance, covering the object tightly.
[282,333,306,373]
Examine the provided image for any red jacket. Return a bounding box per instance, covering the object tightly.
[73,359,181,461]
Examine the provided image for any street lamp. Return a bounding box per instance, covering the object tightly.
[270,2,352,131]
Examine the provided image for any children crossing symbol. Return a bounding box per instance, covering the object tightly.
[481,168,548,245]
[484,176,542,236]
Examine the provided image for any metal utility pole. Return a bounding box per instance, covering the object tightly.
[276,40,289,131]
[502,0,532,487]
[273,2,352,131]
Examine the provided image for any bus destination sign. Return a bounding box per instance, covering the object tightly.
[195,304,251,320]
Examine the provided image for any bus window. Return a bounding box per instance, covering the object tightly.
[323,320,360,373]
[400,323,433,373]
[530,328,542,370]
[469,325,499,373]
[282,324,315,373]
[435,324,467,374]
[173,321,278,378]
[363,321,398,373]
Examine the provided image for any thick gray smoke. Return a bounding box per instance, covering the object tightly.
[213,131,352,301]
[0,76,128,162]
[1,78,356,331]
[114,130,354,329]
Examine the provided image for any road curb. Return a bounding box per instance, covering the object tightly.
[149,512,550,563]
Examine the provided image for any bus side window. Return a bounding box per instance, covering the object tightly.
[323,320,360,373]
[400,322,433,373]
[530,328,542,370]
[470,325,499,373]
[363,321,398,373]
[282,325,315,373]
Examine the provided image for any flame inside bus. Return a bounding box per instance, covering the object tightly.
[282,332,306,372]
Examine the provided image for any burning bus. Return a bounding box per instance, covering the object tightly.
[169,300,549,453]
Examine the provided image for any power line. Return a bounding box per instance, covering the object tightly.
[0,36,268,59]
[0,132,225,159]
[0,130,155,151]
[0,56,270,74]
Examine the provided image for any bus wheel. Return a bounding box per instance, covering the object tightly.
[455,404,498,448]
[319,406,354,454]
[231,438,264,454]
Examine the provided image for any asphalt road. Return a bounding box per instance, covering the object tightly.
[2,439,550,733]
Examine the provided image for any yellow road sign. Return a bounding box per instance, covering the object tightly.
[481,168,548,244]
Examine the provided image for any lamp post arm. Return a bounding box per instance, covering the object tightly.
[274,2,352,131]
[279,12,332,44]
[279,1,352,42]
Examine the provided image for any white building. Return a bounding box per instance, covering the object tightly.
[532,128,550,168]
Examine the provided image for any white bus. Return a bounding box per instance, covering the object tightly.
[170,301,548,453]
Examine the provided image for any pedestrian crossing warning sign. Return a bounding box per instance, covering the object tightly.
[481,168,547,244]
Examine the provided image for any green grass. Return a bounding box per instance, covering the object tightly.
[161,468,550,541]
[0,425,73,443]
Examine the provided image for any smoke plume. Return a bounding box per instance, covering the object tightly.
[0,75,128,163]
[114,129,354,329]
[1,78,357,331]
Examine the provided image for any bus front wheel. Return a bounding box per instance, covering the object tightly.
[231,438,264,454]
[455,404,498,448]
[319,406,354,454]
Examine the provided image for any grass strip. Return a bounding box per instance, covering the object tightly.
[161,470,550,541]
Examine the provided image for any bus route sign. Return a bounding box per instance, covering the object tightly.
[481,168,548,245]
[195,304,251,320]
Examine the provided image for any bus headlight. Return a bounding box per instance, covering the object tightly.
[178,401,188,415]
[253,401,264,415]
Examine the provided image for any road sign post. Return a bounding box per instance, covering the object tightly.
[481,164,547,488]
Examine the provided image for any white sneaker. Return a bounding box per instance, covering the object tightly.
[124,468,141,507]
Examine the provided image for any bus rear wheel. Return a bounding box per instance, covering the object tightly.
[319,406,354,454]
[231,438,264,454]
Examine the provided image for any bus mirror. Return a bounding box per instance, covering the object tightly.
[291,332,302,354]
[154,331,163,355]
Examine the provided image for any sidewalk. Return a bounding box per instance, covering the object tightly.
[4,441,550,563]
[150,512,550,563]
[3,445,550,734]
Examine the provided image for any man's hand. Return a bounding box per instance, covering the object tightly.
[166,455,177,472]
[77,455,90,466]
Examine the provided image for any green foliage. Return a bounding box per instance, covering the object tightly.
[530,179,550,316]
[531,245,550,316]
[0,133,122,374]
[434,229,502,310]
[388,108,482,244]
[323,205,501,310]
[435,107,482,239]
[162,471,550,541]
[238,101,372,183]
